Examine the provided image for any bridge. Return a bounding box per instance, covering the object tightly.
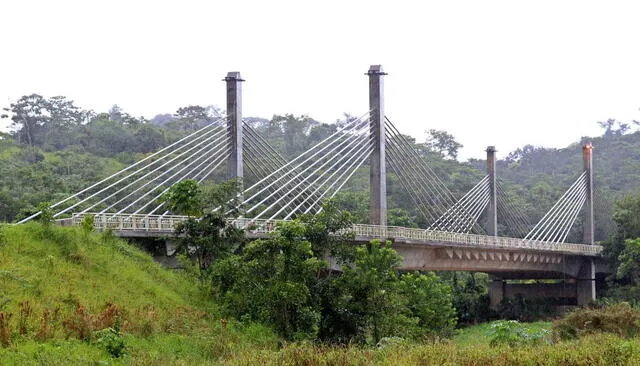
[24,66,603,307]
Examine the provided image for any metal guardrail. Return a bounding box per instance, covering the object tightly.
[72,213,602,256]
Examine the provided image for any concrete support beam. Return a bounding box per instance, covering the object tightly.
[583,143,594,245]
[367,65,387,226]
[577,259,596,306]
[489,276,505,310]
[225,72,244,183]
[486,146,497,236]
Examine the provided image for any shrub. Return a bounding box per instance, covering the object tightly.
[487,320,551,347]
[80,215,94,232]
[95,327,126,358]
[62,305,94,341]
[553,302,640,340]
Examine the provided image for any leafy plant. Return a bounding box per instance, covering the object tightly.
[80,214,94,232]
[37,202,54,225]
[96,327,126,358]
[487,320,550,347]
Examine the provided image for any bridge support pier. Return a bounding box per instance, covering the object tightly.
[577,259,596,306]
[488,276,504,310]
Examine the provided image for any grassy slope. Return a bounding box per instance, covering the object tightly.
[0,223,277,365]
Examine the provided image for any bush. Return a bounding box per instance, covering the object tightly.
[487,320,550,347]
[95,327,126,358]
[553,302,640,340]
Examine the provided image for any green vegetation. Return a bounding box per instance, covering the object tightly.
[5,223,640,364]
[554,302,640,340]
[0,223,278,364]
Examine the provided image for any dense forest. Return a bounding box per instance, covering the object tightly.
[2,94,639,243]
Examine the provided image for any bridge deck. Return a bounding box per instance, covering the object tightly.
[70,213,602,257]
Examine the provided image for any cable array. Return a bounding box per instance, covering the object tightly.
[525,172,588,243]
[241,113,373,220]
[385,116,485,233]
[18,116,230,222]
[242,122,324,214]
[496,179,532,238]
[429,176,490,233]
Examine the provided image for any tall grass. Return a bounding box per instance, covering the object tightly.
[0,223,278,363]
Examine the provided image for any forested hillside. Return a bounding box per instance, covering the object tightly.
[2,94,638,242]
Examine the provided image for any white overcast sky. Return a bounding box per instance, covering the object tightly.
[1,0,639,160]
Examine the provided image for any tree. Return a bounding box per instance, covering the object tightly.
[597,119,631,137]
[400,272,457,337]
[297,199,354,261]
[388,208,418,228]
[425,129,463,160]
[167,180,244,274]
[2,94,51,146]
[212,221,325,340]
[162,179,203,217]
[173,105,220,132]
[602,194,640,300]
[329,240,415,344]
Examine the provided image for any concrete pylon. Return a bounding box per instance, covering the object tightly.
[486,146,497,236]
[577,142,596,305]
[225,72,244,183]
[367,65,387,226]
[583,143,594,245]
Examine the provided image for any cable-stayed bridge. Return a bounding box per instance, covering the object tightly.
[22,66,603,307]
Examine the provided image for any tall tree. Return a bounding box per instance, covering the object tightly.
[425,129,463,160]
[2,94,51,146]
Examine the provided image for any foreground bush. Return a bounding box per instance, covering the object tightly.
[553,302,640,340]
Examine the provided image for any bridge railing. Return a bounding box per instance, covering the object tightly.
[72,213,190,232]
[72,213,602,256]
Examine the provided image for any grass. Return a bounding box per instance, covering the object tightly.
[0,223,278,364]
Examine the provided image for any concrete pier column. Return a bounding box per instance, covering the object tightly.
[225,72,244,183]
[577,259,596,306]
[367,65,387,226]
[488,276,505,310]
[486,146,497,236]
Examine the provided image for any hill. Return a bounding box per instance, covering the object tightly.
[0,223,277,364]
